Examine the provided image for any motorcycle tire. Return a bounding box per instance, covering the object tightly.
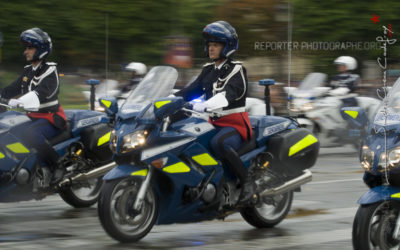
[59,177,103,208]
[352,201,400,250]
[240,191,293,228]
[98,177,158,243]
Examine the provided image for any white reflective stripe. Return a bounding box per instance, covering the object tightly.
[212,64,242,96]
[39,100,58,108]
[236,66,247,100]
[38,51,48,59]
[212,22,231,36]
[225,50,235,57]
[26,29,42,41]
[47,68,59,99]
[212,64,246,102]
[37,66,56,84]
[33,65,59,99]
[210,107,246,117]
[141,138,195,160]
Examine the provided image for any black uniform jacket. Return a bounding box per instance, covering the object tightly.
[329,73,360,93]
[0,61,60,113]
[175,59,248,111]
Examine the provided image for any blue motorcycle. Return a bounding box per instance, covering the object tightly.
[97,66,320,242]
[0,97,115,207]
[342,78,400,250]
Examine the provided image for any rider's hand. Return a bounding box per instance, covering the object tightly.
[8,99,23,108]
[193,102,207,113]
[329,87,350,96]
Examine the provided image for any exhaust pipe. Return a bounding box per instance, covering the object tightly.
[58,162,116,187]
[260,169,312,197]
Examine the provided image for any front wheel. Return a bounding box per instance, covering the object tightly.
[352,201,400,250]
[97,177,158,243]
[240,191,293,228]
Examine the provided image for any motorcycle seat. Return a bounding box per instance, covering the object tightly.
[49,122,72,146]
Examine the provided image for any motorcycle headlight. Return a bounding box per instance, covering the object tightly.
[361,145,374,171]
[301,103,313,111]
[109,129,117,153]
[378,147,400,171]
[121,130,149,153]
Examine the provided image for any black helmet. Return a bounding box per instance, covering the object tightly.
[202,21,238,58]
[20,28,52,61]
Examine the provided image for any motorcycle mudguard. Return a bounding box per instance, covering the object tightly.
[358,185,400,205]
[103,164,147,181]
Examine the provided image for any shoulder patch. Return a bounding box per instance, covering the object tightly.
[203,62,214,68]
[46,62,57,66]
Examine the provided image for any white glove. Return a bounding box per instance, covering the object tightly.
[8,99,23,108]
[193,102,207,113]
[329,87,350,96]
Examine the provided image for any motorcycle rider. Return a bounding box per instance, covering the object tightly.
[121,62,147,93]
[175,21,255,203]
[0,28,66,186]
[329,56,360,107]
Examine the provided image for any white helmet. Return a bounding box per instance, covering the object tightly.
[334,56,357,71]
[125,62,147,75]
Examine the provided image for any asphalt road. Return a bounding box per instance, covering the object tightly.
[0,147,365,250]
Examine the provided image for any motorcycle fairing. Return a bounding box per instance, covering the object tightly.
[103,164,147,181]
[358,185,400,204]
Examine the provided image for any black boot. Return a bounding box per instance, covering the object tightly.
[224,147,256,204]
[36,143,65,184]
[238,176,256,204]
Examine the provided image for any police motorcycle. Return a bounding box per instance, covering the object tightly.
[286,72,380,147]
[96,65,320,242]
[342,77,400,249]
[0,87,115,207]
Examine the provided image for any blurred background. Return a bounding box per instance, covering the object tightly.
[0,0,398,112]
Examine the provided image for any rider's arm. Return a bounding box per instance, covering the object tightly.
[0,75,24,99]
[174,74,204,102]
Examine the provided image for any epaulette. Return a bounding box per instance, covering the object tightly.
[230,61,243,64]
[24,64,32,68]
[46,62,58,66]
[202,62,214,68]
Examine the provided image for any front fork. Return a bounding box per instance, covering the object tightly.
[133,165,153,211]
[393,211,400,240]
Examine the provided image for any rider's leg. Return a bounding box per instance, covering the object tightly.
[23,119,63,183]
[210,127,255,203]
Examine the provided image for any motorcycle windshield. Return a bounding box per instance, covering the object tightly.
[374,77,400,126]
[120,66,178,115]
[298,73,327,91]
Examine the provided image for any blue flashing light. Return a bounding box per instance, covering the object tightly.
[86,79,100,85]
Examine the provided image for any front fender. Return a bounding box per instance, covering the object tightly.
[103,164,148,181]
[358,185,400,205]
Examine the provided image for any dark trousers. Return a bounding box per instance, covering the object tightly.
[23,119,62,169]
[210,126,249,183]
[210,126,243,158]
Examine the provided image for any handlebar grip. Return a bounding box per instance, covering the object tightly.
[183,102,193,110]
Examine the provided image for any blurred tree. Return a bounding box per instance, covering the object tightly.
[215,0,282,58]
[291,0,400,75]
[0,0,221,71]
